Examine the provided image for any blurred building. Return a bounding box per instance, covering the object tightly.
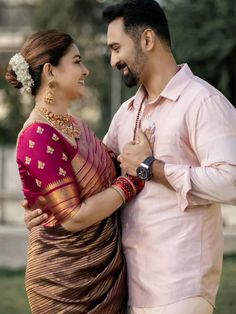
[0,0,41,73]
[0,0,41,224]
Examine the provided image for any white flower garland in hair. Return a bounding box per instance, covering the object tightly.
[9,53,34,94]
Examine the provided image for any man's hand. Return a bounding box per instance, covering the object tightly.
[118,128,154,176]
[22,197,48,231]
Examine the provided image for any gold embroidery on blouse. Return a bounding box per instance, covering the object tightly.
[62,153,68,161]
[59,167,66,176]
[38,161,45,169]
[52,133,59,141]
[29,140,35,148]
[36,126,44,134]
[47,146,54,154]
[25,156,31,165]
[35,179,42,187]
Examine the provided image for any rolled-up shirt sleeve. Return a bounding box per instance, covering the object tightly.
[165,94,236,211]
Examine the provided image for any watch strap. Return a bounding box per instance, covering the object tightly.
[140,156,156,168]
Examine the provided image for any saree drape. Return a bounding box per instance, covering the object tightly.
[17,118,127,313]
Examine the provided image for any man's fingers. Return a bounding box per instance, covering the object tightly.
[24,208,48,231]
[136,128,149,143]
[24,208,41,224]
[144,128,154,141]
[27,214,48,231]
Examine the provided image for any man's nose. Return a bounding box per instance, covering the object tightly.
[110,52,119,68]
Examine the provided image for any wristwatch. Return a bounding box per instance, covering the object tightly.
[136,156,156,181]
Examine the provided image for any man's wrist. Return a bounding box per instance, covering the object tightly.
[136,156,156,181]
[152,159,166,183]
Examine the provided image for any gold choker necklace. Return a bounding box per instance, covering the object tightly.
[35,105,80,139]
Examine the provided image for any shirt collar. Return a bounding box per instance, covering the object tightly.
[128,64,193,110]
[160,64,193,101]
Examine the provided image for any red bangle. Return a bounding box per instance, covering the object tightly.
[126,175,145,192]
[115,177,135,200]
[112,175,145,202]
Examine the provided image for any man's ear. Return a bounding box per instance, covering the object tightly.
[141,28,155,52]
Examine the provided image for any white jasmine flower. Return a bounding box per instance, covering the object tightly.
[9,53,34,94]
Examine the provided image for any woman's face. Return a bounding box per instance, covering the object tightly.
[53,43,89,101]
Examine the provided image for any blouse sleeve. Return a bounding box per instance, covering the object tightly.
[17,123,80,224]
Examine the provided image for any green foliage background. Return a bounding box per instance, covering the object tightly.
[0,0,235,145]
[164,0,236,104]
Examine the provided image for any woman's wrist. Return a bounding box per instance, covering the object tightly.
[110,185,126,204]
[112,175,145,203]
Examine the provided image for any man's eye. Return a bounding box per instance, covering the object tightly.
[75,60,81,64]
[113,46,119,52]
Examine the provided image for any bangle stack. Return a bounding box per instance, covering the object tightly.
[110,185,126,204]
[112,175,145,203]
[126,175,145,192]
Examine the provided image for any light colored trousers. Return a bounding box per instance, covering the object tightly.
[130,297,214,314]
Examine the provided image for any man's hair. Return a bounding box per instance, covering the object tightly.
[102,0,171,47]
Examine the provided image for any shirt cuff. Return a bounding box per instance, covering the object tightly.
[164,164,192,211]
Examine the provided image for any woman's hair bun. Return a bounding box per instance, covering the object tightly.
[5,65,23,89]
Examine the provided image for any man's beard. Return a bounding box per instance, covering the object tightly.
[116,50,146,88]
[123,68,139,87]
[116,62,139,87]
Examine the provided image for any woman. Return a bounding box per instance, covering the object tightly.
[5,30,145,313]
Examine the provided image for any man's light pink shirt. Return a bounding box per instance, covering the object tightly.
[103,64,236,307]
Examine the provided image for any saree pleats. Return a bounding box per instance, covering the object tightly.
[26,214,127,313]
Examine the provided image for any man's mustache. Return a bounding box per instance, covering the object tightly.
[116,62,127,71]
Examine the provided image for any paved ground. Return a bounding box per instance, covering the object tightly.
[0,224,236,269]
[0,225,28,268]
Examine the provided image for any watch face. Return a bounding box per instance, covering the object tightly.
[136,166,149,180]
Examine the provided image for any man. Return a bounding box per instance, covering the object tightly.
[24,1,236,313]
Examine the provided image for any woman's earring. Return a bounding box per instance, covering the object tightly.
[44,78,57,105]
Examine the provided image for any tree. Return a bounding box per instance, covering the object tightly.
[0,75,25,145]
[163,0,236,105]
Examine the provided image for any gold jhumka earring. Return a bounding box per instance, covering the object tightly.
[44,78,57,105]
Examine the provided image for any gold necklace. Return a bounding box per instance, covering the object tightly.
[35,105,81,139]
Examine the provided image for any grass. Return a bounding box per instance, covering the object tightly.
[0,268,30,314]
[215,255,236,313]
[0,256,235,314]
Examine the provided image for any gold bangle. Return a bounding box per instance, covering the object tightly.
[110,186,126,204]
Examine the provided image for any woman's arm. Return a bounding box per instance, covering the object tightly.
[62,174,143,232]
[62,186,123,232]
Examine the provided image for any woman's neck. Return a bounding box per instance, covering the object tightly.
[35,93,70,115]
